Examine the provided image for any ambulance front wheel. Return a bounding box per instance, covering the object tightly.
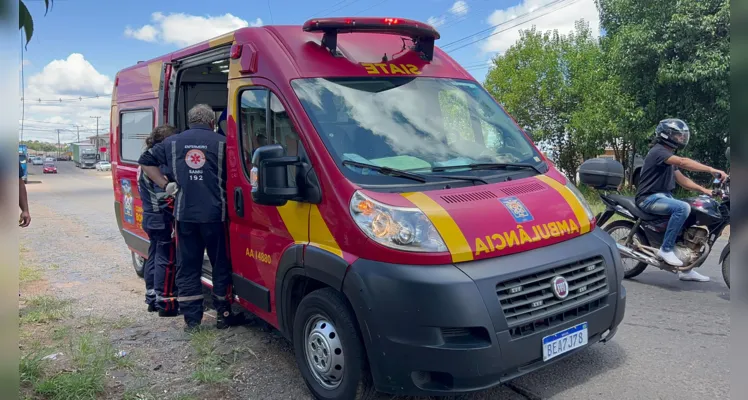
[293,288,376,400]
[131,251,145,278]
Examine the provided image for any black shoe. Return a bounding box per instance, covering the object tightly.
[158,309,179,318]
[216,311,249,330]
[184,320,201,333]
[147,303,157,313]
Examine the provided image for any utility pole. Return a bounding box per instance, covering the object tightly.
[57,129,61,161]
[73,124,81,143]
[90,116,101,160]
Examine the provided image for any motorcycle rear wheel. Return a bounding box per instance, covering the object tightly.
[722,252,730,289]
[604,220,649,279]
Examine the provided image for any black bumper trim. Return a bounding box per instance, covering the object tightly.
[341,227,625,396]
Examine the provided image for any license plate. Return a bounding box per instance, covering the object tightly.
[542,322,588,361]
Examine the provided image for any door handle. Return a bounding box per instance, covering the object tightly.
[234,187,244,217]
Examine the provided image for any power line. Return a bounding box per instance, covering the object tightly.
[19,94,110,103]
[445,0,582,53]
[351,0,391,16]
[441,0,575,50]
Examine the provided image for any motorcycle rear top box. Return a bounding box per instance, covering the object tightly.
[578,158,625,190]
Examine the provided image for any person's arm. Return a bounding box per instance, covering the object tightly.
[675,170,712,196]
[19,178,30,227]
[138,142,169,188]
[665,155,728,180]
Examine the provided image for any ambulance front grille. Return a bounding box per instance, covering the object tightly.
[496,256,608,331]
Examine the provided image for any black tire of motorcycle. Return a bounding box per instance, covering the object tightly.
[722,252,730,289]
[604,220,649,279]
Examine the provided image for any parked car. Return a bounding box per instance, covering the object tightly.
[31,156,44,165]
[45,157,55,163]
[42,163,57,174]
[95,161,111,171]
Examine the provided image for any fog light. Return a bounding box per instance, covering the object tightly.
[601,329,610,340]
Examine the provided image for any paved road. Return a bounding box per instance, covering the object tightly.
[23,161,730,400]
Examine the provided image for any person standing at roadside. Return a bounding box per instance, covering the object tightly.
[19,160,30,227]
[139,104,244,332]
[138,125,179,316]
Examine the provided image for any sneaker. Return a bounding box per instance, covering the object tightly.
[216,311,249,330]
[657,249,684,267]
[158,309,179,318]
[678,270,710,282]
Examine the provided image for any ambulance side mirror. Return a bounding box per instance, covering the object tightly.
[251,144,301,206]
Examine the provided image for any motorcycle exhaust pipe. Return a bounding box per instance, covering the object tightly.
[616,243,662,267]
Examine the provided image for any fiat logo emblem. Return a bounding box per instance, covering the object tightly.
[550,276,569,299]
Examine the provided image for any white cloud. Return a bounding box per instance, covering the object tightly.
[480,0,600,54]
[427,16,447,27]
[20,54,112,143]
[125,12,264,47]
[124,24,159,42]
[449,1,469,16]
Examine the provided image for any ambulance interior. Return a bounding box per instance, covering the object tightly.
[174,60,230,134]
[173,58,301,185]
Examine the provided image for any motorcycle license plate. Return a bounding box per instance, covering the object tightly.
[542,323,588,362]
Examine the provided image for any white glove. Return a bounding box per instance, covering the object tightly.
[164,182,179,197]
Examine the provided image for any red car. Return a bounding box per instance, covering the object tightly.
[43,163,57,174]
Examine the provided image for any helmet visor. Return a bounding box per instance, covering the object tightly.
[671,129,690,148]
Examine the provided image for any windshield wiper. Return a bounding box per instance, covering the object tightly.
[342,160,427,183]
[432,162,543,174]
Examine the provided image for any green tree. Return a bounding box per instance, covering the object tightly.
[19,0,53,46]
[484,21,613,181]
[596,0,730,170]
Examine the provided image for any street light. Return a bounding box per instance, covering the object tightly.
[90,116,101,161]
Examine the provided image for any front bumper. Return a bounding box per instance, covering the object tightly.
[342,227,626,396]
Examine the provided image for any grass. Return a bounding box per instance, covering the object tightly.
[112,316,136,329]
[20,296,72,324]
[33,333,115,400]
[51,326,70,341]
[19,346,47,385]
[19,262,42,284]
[188,328,231,384]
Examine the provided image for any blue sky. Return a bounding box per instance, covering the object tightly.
[19,0,600,142]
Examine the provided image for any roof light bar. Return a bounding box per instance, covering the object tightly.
[302,17,440,61]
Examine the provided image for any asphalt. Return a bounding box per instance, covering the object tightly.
[23,161,730,400]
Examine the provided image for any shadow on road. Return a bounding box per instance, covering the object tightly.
[626,274,729,297]
[510,339,627,398]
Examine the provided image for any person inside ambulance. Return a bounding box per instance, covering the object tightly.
[138,104,246,332]
[216,109,228,136]
[138,124,179,317]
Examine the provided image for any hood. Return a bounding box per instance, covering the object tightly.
[363,174,592,264]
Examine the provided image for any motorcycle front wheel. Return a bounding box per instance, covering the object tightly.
[604,220,650,279]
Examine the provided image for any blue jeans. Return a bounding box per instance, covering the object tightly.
[638,193,691,252]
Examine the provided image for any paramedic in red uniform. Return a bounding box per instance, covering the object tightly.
[138,104,244,332]
[138,125,179,316]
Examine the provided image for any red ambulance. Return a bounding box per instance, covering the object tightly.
[111,17,626,400]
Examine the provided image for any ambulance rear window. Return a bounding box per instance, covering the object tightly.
[291,77,543,184]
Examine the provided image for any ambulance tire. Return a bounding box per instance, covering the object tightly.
[131,251,145,278]
[293,288,376,400]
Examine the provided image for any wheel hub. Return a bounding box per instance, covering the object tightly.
[304,315,344,390]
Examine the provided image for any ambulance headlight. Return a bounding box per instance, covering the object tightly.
[565,180,595,222]
[350,191,448,253]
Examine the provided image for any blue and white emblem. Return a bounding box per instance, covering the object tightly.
[499,196,534,223]
[121,179,135,224]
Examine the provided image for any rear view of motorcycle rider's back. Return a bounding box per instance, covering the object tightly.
[635,118,728,279]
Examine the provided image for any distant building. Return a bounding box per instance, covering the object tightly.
[87,134,111,161]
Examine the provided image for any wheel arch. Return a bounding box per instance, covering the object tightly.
[275,245,351,340]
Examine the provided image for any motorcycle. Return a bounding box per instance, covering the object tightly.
[578,158,730,281]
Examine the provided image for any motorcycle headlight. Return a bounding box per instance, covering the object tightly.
[350,191,448,253]
[565,180,595,222]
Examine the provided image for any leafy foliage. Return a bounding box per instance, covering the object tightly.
[19,0,53,46]
[484,0,730,182]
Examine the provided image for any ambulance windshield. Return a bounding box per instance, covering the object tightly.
[292,77,544,184]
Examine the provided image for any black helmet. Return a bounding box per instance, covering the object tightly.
[655,118,690,150]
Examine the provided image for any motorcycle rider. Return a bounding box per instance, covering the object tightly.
[635,118,728,281]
